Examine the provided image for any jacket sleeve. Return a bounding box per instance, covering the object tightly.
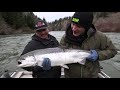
[97,33,117,61]
[21,41,34,56]
[54,38,59,47]
[50,35,60,47]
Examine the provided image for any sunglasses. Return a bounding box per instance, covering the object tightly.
[36,29,47,32]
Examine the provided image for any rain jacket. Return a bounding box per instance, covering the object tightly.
[60,24,117,78]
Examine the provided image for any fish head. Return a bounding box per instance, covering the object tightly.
[17,56,36,67]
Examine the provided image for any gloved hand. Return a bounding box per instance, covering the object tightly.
[86,50,98,61]
[42,58,51,70]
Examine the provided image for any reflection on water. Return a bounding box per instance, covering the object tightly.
[0,31,120,78]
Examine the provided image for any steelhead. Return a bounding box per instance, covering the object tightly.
[17,47,90,69]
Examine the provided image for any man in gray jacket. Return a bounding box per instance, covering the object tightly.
[60,12,117,78]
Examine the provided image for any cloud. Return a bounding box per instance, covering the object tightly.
[33,12,74,22]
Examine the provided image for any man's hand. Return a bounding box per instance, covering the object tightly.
[42,58,51,70]
[86,50,98,61]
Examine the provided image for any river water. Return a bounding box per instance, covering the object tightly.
[0,31,120,78]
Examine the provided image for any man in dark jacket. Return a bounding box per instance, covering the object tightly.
[18,19,61,78]
[60,12,117,78]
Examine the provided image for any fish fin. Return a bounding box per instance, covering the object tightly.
[61,65,69,69]
[78,59,86,65]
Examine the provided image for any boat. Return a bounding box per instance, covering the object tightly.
[0,68,110,78]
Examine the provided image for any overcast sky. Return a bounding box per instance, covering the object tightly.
[33,12,75,22]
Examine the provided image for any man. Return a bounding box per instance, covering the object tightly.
[18,19,61,78]
[59,12,117,78]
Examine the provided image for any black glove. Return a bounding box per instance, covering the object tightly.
[33,66,43,72]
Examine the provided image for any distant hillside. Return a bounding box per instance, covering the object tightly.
[48,17,71,31]
[0,12,39,35]
[94,12,120,32]
[48,12,120,32]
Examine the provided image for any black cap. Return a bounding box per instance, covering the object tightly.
[72,12,93,30]
[34,20,48,31]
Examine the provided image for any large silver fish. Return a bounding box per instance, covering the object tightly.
[17,47,90,69]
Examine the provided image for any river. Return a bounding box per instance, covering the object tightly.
[0,31,120,78]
